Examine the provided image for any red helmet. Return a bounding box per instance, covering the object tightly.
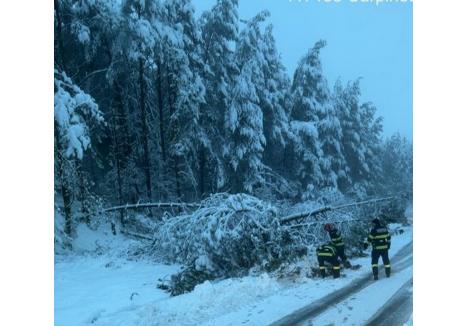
[324,223,334,232]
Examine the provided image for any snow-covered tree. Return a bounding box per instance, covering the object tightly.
[198,0,239,194]
[379,133,412,195]
[259,24,292,171]
[54,69,104,235]
[334,79,383,195]
[224,12,270,193]
[163,0,207,200]
[120,0,161,201]
[289,40,329,195]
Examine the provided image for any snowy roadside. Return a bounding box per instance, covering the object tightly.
[68,224,412,326]
[55,224,181,326]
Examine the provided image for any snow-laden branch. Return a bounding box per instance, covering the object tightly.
[54,69,104,160]
[103,202,201,212]
[280,195,401,225]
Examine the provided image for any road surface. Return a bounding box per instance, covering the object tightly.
[269,241,413,326]
[365,278,413,326]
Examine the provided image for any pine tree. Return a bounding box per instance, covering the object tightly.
[334,79,383,196]
[380,133,412,195]
[289,40,330,195]
[224,12,270,193]
[54,69,104,235]
[121,0,159,201]
[199,0,239,193]
[259,24,292,172]
[163,0,206,200]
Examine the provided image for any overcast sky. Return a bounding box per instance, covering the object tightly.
[192,0,413,140]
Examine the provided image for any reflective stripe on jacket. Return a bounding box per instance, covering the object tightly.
[367,226,391,250]
[316,244,337,257]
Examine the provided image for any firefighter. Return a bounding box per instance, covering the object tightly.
[324,223,351,268]
[364,218,392,280]
[316,242,341,279]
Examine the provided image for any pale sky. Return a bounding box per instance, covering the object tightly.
[192,0,413,140]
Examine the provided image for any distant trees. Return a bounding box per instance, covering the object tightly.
[379,133,413,195]
[54,0,412,236]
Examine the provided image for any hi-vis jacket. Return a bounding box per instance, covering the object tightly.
[329,229,345,247]
[316,244,337,257]
[367,226,392,250]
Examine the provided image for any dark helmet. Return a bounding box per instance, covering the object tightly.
[324,223,334,232]
[372,218,381,226]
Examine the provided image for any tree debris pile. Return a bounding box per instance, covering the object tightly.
[153,194,307,295]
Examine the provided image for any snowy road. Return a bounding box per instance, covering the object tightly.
[365,278,413,326]
[269,241,413,326]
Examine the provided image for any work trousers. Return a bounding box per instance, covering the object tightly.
[371,249,391,279]
[318,255,341,278]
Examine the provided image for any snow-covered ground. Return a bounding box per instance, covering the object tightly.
[55,224,181,326]
[56,221,412,326]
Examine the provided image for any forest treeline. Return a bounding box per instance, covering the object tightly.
[54,0,412,236]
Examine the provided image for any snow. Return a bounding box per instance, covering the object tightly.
[54,69,103,160]
[94,273,282,326]
[55,224,181,326]
[55,257,179,326]
[307,263,412,325]
[56,222,412,326]
[404,313,413,325]
[203,224,413,326]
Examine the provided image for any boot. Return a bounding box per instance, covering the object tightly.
[373,274,379,280]
[320,268,326,278]
[385,266,391,278]
[332,265,341,278]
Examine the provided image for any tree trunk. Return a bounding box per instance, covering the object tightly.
[157,59,166,163]
[54,0,66,71]
[174,155,182,200]
[76,161,90,224]
[139,58,152,201]
[198,146,206,199]
[55,125,73,237]
[110,82,126,226]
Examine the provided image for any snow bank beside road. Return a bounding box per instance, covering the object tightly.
[55,224,180,326]
[94,273,282,326]
[55,256,179,326]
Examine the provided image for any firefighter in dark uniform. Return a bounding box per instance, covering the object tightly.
[324,223,351,268]
[365,218,392,280]
[316,243,341,278]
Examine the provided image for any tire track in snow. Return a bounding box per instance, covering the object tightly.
[364,278,413,326]
[268,241,413,326]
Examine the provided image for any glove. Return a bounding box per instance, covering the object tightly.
[363,242,369,250]
[388,242,391,249]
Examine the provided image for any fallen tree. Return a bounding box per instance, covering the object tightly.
[151,192,410,295]
[153,193,307,295]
